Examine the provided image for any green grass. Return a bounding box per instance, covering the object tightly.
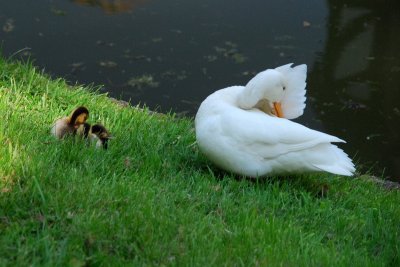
[0,56,399,266]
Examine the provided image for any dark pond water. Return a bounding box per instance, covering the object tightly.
[1,0,399,181]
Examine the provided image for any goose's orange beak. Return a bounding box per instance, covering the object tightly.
[273,102,284,118]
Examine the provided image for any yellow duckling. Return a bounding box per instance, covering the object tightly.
[51,106,89,139]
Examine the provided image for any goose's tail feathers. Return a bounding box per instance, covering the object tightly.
[312,145,355,176]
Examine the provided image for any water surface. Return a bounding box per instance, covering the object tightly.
[1,0,399,180]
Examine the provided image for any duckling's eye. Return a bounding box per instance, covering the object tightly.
[283,86,286,91]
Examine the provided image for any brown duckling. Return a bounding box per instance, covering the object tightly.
[76,122,112,149]
[51,106,89,139]
[91,124,112,149]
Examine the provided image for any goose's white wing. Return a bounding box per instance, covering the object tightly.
[274,63,307,119]
[221,110,343,159]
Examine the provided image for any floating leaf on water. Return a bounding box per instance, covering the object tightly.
[161,70,187,81]
[231,53,247,63]
[366,134,381,140]
[170,29,183,34]
[269,45,296,50]
[214,43,248,64]
[95,40,114,47]
[51,8,67,16]
[224,41,237,48]
[70,62,86,73]
[98,61,118,68]
[274,35,294,41]
[131,55,151,62]
[308,96,317,102]
[2,19,15,33]
[72,0,149,13]
[322,102,334,107]
[214,46,226,54]
[176,71,187,80]
[204,55,218,62]
[71,62,84,68]
[341,99,367,110]
[242,70,257,76]
[128,75,159,89]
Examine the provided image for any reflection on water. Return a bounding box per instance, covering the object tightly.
[72,0,149,13]
[309,0,400,180]
[0,0,399,180]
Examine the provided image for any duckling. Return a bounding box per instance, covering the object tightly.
[90,124,112,149]
[90,124,113,149]
[51,106,89,139]
[76,122,112,149]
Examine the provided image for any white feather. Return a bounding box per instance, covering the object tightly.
[274,63,307,119]
[195,64,355,177]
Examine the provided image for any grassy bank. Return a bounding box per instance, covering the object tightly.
[0,56,399,266]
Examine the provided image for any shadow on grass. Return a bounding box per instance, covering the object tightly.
[191,154,334,199]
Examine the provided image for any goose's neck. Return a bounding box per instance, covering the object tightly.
[237,74,268,109]
[236,73,276,115]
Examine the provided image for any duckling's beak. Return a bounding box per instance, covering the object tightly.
[273,102,284,118]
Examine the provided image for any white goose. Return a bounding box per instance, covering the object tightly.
[195,64,355,177]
